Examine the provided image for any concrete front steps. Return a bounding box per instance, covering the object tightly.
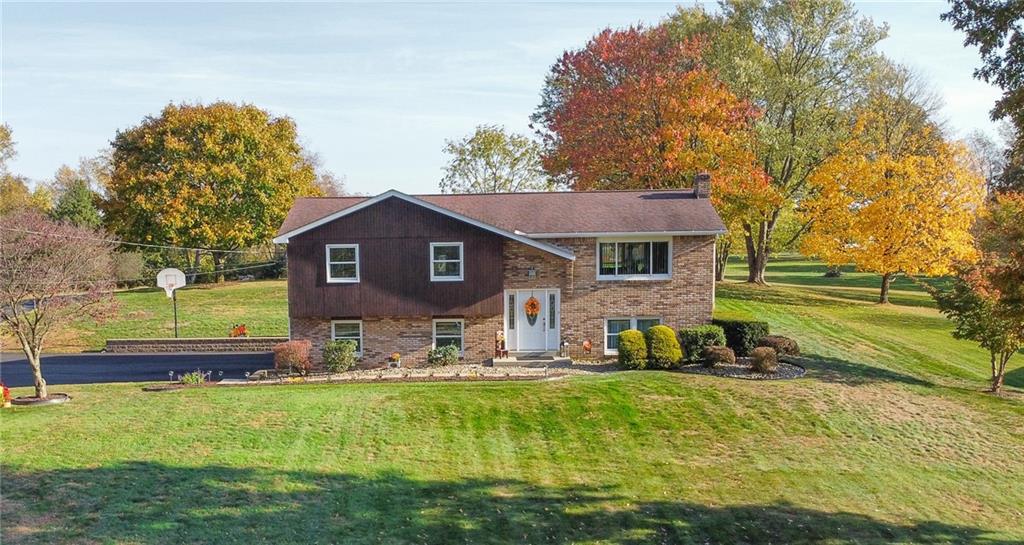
[490,352,572,368]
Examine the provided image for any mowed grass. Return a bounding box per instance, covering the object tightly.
[29,280,289,351]
[2,259,1023,544]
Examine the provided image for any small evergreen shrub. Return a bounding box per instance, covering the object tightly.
[427,344,460,367]
[757,335,800,356]
[273,340,312,375]
[646,325,683,369]
[678,325,726,362]
[750,346,779,373]
[702,346,736,368]
[617,329,648,369]
[712,318,770,356]
[323,340,358,373]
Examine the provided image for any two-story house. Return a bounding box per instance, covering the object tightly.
[273,175,725,366]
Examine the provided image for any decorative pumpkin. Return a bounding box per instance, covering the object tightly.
[524,296,541,326]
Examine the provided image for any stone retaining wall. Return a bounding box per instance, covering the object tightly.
[105,337,288,353]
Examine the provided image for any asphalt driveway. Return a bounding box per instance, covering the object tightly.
[0,352,273,388]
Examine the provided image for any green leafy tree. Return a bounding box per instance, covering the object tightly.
[441,125,553,193]
[944,0,1024,193]
[666,1,888,284]
[103,102,320,281]
[50,165,102,228]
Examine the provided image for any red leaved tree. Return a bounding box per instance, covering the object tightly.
[532,25,780,264]
[0,211,117,398]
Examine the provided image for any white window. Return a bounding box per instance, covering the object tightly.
[432,319,464,354]
[430,242,463,281]
[326,244,359,283]
[331,320,363,356]
[604,317,662,355]
[597,239,671,280]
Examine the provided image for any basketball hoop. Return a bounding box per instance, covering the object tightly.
[157,268,187,299]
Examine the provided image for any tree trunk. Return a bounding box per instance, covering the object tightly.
[991,352,1012,394]
[212,252,225,283]
[743,216,773,285]
[878,272,894,304]
[28,352,47,399]
[715,240,731,282]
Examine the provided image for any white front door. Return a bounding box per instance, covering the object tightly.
[505,289,560,352]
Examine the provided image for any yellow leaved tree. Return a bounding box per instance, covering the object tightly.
[801,104,985,303]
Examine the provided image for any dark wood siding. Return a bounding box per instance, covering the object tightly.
[287,197,504,318]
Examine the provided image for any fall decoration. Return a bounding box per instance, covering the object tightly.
[524,296,541,326]
[1,381,11,408]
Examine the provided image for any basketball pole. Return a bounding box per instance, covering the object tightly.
[173,289,179,338]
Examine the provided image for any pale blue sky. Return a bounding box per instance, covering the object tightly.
[0,1,1002,196]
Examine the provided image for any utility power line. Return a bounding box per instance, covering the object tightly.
[0,226,272,255]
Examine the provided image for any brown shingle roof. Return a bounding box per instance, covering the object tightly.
[276,189,726,239]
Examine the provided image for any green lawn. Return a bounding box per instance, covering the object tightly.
[2,259,1023,544]
[32,280,289,351]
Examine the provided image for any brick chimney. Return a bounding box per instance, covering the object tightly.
[694,172,711,198]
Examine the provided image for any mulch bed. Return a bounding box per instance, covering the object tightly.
[677,358,806,380]
[11,393,72,406]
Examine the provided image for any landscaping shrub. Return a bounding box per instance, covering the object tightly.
[702,346,736,368]
[322,340,358,373]
[757,335,800,356]
[617,329,648,369]
[750,346,779,373]
[678,325,726,362]
[712,318,770,356]
[427,344,460,367]
[646,325,683,368]
[273,340,312,375]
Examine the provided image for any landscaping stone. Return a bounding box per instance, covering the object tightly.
[677,357,805,380]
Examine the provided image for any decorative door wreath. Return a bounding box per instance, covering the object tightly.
[524,296,541,326]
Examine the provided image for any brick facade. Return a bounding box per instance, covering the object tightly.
[289,235,715,367]
[503,236,715,359]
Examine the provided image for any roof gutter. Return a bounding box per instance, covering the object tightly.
[517,230,727,239]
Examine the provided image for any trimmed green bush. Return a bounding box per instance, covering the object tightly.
[678,325,726,362]
[323,340,358,373]
[757,335,800,356]
[712,318,770,356]
[702,346,736,368]
[617,329,648,369]
[426,344,460,367]
[646,325,683,369]
[750,346,779,373]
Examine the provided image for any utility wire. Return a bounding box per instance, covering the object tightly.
[0,226,273,255]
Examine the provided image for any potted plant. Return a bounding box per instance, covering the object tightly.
[388,352,402,368]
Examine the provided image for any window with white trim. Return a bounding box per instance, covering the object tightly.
[326,244,359,283]
[597,240,670,280]
[605,317,662,354]
[430,242,463,281]
[331,320,363,356]
[433,319,464,354]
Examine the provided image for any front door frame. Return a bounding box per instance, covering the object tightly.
[503,288,560,352]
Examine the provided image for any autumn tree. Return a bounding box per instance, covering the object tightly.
[800,68,985,303]
[665,1,887,284]
[944,0,1024,193]
[929,194,1024,394]
[533,25,780,269]
[0,211,117,399]
[103,102,320,281]
[441,125,553,193]
[0,126,52,216]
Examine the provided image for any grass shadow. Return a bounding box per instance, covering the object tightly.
[790,355,935,388]
[2,462,1015,545]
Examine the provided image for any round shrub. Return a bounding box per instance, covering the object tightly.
[678,325,726,362]
[712,318,770,356]
[323,339,358,373]
[757,335,800,356]
[646,325,683,369]
[273,340,311,375]
[702,345,736,368]
[750,346,779,374]
[427,344,461,367]
[617,329,648,369]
